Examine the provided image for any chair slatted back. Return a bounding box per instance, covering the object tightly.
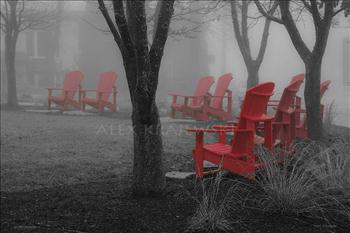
[62,71,84,98]
[191,76,215,106]
[210,73,233,109]
[96,72,118,101]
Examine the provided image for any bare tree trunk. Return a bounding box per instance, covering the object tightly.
[124,63,165,196]
[246,63,259,88]
[304,57,322,140]
[5,34,19,107]
[132,99,164,196]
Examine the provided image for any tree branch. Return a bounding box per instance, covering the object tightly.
[279,0,312,61]
[254,0,284,24]
[230,0,252,64]
[256,2,277,65]
[149,0,175,95]
[112,0,135,59]
[97,0,124,54]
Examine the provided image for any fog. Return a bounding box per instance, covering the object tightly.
[1,1,349,126]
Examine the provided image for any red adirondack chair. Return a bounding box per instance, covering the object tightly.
[295,80,331,139]
[81,71,118,112]
[187,82,275,179]
[267,74,304,108]
[270,75,304,147]
[169,76,214,118]
[188,73,233,121]
[47,71,84,111]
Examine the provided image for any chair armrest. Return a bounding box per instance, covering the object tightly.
[272,121,290,125]
[47,87,62,90]
[212,125,236,130]
[169,93,203,99]
[208,95,230,99]
[186,128,227,133]
[80,89,97,92]
[168,92,188,97]
[295,109,306,113]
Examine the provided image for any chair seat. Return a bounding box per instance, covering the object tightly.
[171,103,184,110]
[187,104,203,110]
[254,135,265,145]
[204,143,246,159]
[83,97,99,105]
[49,95,65,102]
[245,114,274,122]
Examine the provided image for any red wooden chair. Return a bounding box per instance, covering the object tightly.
[187,82,275,179]
[267,74,304,109]
[188,73,233,121]
[81,71,118,112]
[269,75,304,148]
[295,80,331,139]
[47,71,84,111]
[169,76,214,118]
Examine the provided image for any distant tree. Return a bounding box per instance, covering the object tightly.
[97,0,175,196]
[0,0,59,107]
[255,0,350,140]
[230,0,278,88]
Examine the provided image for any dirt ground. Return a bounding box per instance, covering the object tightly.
[0,110,201,192]
[1,110,349,233]
[0,110,205,233]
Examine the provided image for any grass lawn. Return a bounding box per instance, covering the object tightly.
[1,110,349,233]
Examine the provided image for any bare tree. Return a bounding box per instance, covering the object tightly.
[230,0,278,88]
[0,0,59,107]
[255,0,350,140]
[85,1,224,39]
[98,0,175,196]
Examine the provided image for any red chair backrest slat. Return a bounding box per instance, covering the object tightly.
[238,82,275,129]
[231,82,275,154]
[191,76,215,106]
[210,73,233,109]
[289,73,304,85]
[96,71,118,101]
[275,75,304,119]
[300,80,331,128]
[320,80,331,99]
[62,71,84,98]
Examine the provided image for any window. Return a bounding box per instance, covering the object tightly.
[26,30,49,58]
[344,34,350,86]
[26,31,34,57]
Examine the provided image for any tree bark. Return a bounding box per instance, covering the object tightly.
[132,98,164,196]
[230,0,274,89]
[124,61,164,196]
[98,0,174,196]
[5,33,19,107]
[246,63,259,88]
[304,57,323,140]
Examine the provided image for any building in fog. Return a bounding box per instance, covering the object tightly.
[0,1,82,102]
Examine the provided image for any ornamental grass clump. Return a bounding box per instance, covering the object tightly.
[254,141,350,224]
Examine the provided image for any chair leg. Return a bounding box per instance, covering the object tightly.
[48,98,51,110]
[171,107,176,118]
[195,155,204,177]
[82,101,86,111]
[111,104,116,112]
[98,103,104,112]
